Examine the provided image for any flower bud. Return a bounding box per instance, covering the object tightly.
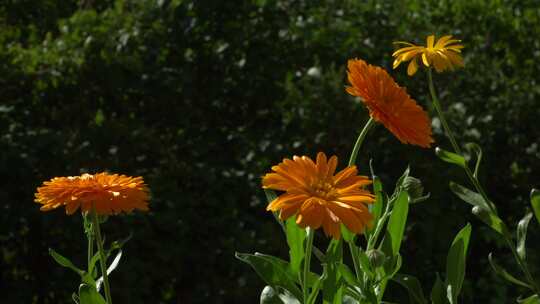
[403,176,424,199]
[366,249,385,268]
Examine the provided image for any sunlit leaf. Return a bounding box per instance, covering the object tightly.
[435,147,466,168]
[381,190,409,257]
[517,212,533,261]
[445,224,471,304]
[78,284,106,304]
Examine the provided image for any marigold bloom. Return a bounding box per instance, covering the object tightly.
[262,152,374,239]
[346,58,434,147]
[392,34,464,76]
[35,172,150,215]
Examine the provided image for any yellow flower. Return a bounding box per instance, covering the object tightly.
[35,173,150,215]
[262,152,374,239]
[392,34,464,76]
[346,58,434,148]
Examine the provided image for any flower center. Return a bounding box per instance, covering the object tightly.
[310,179,337,201]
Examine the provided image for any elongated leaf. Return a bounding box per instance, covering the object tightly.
[394,166,410,191]
[371,175,385,226]
[393,274,427,304]
[488,253,531,289]
[430,273,446,304]
[97,250,123,291]
[518,295,540,304]
[464,143,483,178]
[381,190,409,257]
[449,182,491,212]
[445,224,471,304]
[531,189,540,224]
[435,147,466,168]
[49,248,84,276]
[236,252,302,300]
[78,284,106,304]
[471,206,510,238]
[307,265,328,304]
[338,264,358,287]
[285,217,306,276]
[517,212,533,261]
[323,239,343,304]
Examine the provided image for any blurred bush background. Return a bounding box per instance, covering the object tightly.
[1,0,539,303]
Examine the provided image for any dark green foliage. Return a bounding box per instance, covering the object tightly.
[1,0,539,303]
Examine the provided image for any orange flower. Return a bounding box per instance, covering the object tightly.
[262,152,374,239]
[346,58,434,148]
[35,173,150,215]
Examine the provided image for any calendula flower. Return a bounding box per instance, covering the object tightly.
[35,173,150,215]
[346,58,434,148]
[392,34,464,76]
[262,152,374,239]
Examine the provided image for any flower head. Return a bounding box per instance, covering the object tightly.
[392,34,464,76]
[346,58,434,148]
[262,152,374,239]
[35,172,150,215]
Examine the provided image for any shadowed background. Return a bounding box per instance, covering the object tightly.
[1,0,539,303]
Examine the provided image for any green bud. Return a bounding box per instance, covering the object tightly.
[366,249,385,268]
[403,176,424,199]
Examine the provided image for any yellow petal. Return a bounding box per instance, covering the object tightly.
[407,59,419,76]
[422,53,430,67]
[426,35,435,48]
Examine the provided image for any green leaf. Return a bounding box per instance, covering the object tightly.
[371,175,385,225]
[341,224,356,244]
[430,273,446,304]
[323,239,344,304]
[236,252,302,300]
[307,265,328,304]
[488,253,531,289]
[470,206,510,238]
[78,284,106,304]
[381,190,409,257]
[450,182,508,236]
[531,189,540,224]
[285,217,306,276]
[449,182,491,212]
[49,248,84,276]
[518,295,540,304]
[96,250,123,291]
[464,143,483,178]
[338,263,359,287]
[445,224,472,304]
[435,147,467,168]
[517,212,533,261]
[393,274,427,304]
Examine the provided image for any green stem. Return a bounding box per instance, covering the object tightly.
[91,207,113,304]
[427,69,496,213]
[88,227,94,270]
[427,69,540,295]
[303,228,315,303]
[348,117,375,167]
[83,213,94,269]
[348,240,362,281]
